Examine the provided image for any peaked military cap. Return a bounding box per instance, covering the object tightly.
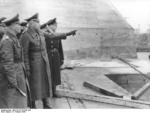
[20,21,28,27]
[47,18,56,25]
[4,14,20,26]
[40,22,47,29]
[40,18,56,29]
[0,17,6,23]
[25,13,39,22]
[0,17,6,26]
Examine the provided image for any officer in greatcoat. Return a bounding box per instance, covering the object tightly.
[41,18,77,96]
[20,13,53,108]
[0,14,27,108]
[0,17,7,40]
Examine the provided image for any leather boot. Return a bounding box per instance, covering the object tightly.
[52,85,58,97]
[31,101,36,108]
[42,98,52,109]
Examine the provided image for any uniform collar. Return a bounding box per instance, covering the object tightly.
[27,27,44,39]
[27,27,40,37]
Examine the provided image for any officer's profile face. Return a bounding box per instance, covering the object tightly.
[48,23,57,32]
[30,20,40,31]
[11,22,22,34]
[33,19,40,26]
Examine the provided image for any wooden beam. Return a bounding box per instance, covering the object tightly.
[114,56,150,80]
[66,98,86,108]
[132,82,150,100]
[83,76,131,98]
[83,82,123,98]
[84,81,132,100]
[105,73,141,76]
[56,89,150,108]
[82,99,129,108]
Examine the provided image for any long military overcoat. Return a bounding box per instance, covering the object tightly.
[0,29,27,108]
[20,27,52,101]
[44,31,66,92]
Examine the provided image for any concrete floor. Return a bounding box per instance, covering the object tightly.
[31,52,150,109]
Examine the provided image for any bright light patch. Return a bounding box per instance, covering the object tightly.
[111,0,150,33]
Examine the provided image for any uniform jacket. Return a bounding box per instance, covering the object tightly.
[0,29,27,108]
[44,30,66,65]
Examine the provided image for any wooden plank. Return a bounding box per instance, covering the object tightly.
[53,97,70,109]
[138,87,150,101]
[82,100,129,108]
[83,74,131,97]
[105,73,141,76]
[108,68,139,74]
[67,98,86,109]
[114,56,150,80]
[56,89,150,108]
[83,82,131,99]
[132,82,150,99]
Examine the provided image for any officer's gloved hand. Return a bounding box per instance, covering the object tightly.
[71,30,77,36]
[66,30,77,36]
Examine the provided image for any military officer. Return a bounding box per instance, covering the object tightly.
[17,21,28,39]
[41,18,77,97]
[20,13,53,108]
[0,17,6,40]
[0,14,27,108]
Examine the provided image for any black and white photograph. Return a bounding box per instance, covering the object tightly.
[0,0,150,110]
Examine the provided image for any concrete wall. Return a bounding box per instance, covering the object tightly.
[0,0,135,60]
[60,28,136,60]
[136,33,150,52]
